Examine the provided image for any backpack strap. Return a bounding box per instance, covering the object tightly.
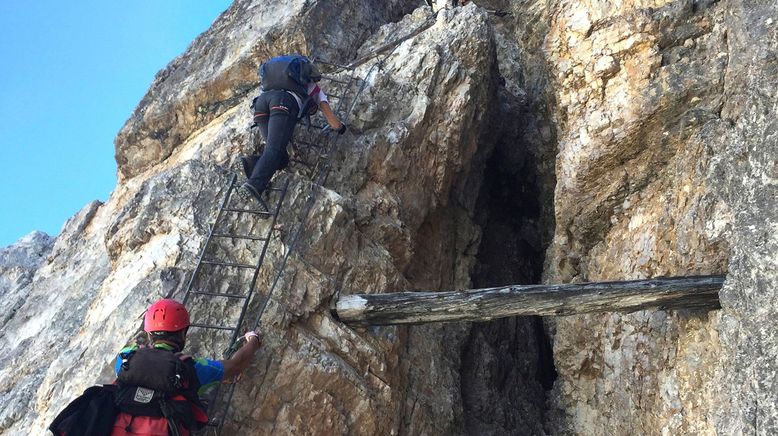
[297,95,313,120]
[118,349,135,371]
[296,82,322,120]
[159,399,182,436]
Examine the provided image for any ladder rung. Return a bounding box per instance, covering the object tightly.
[290,159,313,167]
[189,290,248,299]
[211,233,268,242]
[190,323,236,331]
[200,260,257,269]
[206,417,229,428]
[321,75,350,84]
[223,207,271,215]
[295,140,322,148]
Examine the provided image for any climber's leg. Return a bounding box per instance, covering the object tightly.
[247,91,298,193]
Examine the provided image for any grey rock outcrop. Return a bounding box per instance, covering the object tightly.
[1,3,507,434]
[710,0,778,432]
[0,231,54,330]
[114,0,420,181]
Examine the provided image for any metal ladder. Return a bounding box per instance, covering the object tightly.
[182,175,288,339]
[180,173,290,434]
[180,61,364,434]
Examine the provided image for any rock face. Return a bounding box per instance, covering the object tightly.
[1,0,777,435]
[114,0,420,181]
[541,0,732,434]
[709,1,778,433]
[0,231,54,330]
[538,0,778,434]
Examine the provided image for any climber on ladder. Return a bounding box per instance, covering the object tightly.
[49,299,262,435]
[241,54,348,211]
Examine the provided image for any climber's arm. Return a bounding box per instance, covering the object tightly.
[221,331,262,379]
[319,101,344,131]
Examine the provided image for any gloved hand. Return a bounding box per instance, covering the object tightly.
[336,123,348,135]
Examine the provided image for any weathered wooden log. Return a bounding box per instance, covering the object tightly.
[333,275,724,326]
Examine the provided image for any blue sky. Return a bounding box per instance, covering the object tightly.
[0,0,232,247]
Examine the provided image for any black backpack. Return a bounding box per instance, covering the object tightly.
[48,385,119,436]
[255,55,323,121]
[49,347,207,436]
[117,347,199,394]
[259,54,321,98]
[114,347,207,434]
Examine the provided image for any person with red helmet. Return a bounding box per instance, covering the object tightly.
[110,299,262,436]
[49,300,262,436]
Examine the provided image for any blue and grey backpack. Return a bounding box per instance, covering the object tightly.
[259,54,321,99]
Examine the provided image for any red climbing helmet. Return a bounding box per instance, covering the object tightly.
[143,299,190,333]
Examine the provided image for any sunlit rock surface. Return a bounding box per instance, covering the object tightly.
[0,231,54,330]
[540,0,777,434]
[2,0,777,435]
[2,2,501,434]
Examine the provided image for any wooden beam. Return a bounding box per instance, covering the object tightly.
[333,275,724,326]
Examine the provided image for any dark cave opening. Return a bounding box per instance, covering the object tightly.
[459,90,557,434]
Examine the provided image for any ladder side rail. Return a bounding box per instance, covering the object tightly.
[183,174,238,306]
[212,179,292,435]
[332,71,356,116]
[225,177,292,350]
[215,383,239,434]
[202,377,228,431]
[249,66,364,331]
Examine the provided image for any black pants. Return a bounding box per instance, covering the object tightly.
[248,90,299,192]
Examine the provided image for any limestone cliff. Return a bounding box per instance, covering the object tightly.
[1,0,777,435]
[537,0,777,434]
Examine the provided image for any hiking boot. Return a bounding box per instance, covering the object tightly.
[241,182,270,212]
